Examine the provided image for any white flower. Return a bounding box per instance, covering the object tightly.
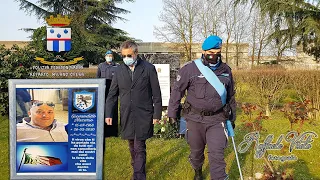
[161,127,166,132]
[161,121,164,125]
[255,172,263,179]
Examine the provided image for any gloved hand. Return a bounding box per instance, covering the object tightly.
[231,121,235,129]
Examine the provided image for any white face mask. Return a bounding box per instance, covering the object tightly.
[105,56,112,62]
[123,57,136,66]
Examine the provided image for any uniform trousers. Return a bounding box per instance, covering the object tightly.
[186,120,228,180]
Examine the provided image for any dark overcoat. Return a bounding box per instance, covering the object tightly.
[105,58,162,140]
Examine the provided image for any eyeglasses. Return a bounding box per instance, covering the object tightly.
[35,110,54,115]
[32,101,55,107]
[122,54,133,58]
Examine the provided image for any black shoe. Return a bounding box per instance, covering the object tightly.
[194,167,203,180]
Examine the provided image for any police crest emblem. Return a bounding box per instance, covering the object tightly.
[34,14,83,65]
[73,91,95,112]
[46,15,72,52]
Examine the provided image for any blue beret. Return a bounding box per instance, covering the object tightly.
[202,35,222,50]
[105,50,113,55]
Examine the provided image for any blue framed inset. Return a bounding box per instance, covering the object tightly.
[9,79,105,180]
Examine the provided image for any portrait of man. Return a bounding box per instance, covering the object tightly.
[16,101,68,142]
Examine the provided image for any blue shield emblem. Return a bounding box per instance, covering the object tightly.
[47,27,71,52]
[73,91,95,112]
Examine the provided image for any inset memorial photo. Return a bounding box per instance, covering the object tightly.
[16,89,69,142]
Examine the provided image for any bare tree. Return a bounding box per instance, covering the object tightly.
[220,0,237,64]
[249,7,273,66]
[232,2,251,67]
[250,10,258,67]
[155,0,296,67]
[256,16,271,64]
[154,0,202,62]
[198,0,222,39]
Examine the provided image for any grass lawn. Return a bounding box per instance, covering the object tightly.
[0,116,9,178]
[1,111,320,180]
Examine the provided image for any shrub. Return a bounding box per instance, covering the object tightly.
[154,109,179,139]
[0,44,36,116]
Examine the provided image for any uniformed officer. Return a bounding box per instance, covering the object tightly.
[168,35,236,180]
[97,50,118,80]
[97,50,119,137]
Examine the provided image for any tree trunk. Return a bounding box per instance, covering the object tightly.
[235,44,239,67]
[226,32,231,64]
[266,104,271,116]
[257,39,264,65]
[251,16,257,68]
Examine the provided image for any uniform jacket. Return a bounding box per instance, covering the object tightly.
[17,118,68,142]
[105,58,162,140]
[168,58,236,124]
[96,61,118,80]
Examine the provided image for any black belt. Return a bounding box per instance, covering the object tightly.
[189,106,223,116]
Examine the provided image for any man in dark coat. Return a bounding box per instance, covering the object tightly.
[105,40,162,180]
[168,35,236,180]
[97,50,119,137]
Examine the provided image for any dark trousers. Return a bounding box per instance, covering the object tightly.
[128,139,147,180]
[186,120,228,180]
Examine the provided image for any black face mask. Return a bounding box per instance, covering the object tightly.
[204,53,221,64]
